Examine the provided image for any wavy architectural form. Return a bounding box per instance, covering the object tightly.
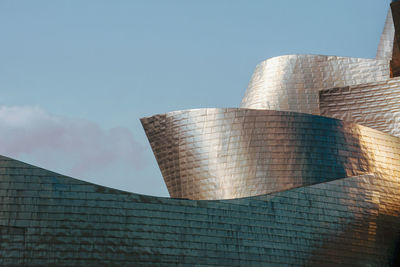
[240,55,390,114]
[320,77,400,138]
[240,2,400,114]
[142,4,400,202]
[142,109,400,200]
[1,1,400,266]
[0,156,399,265]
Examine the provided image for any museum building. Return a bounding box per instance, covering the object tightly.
[1,1,400,266]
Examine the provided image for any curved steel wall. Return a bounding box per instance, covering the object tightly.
[141,108,400,200]
[142,5,400,201]
[1,2,400,266]
[240,55,390,114]
[320,77,400,138]
[0,155,400,266]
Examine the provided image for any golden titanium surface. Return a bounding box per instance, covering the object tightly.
[141,109,400,200]
[142,5,400,200]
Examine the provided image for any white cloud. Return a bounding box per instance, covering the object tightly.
[0,105,146,176]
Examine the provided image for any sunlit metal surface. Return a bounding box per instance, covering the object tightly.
[320,77,400,138]
[0,156,399,265]
[1,2,400,266]
[141,108,400,200]
[142,3,400,203]
[240,55,390,114]
[241,6,398,113]
[376,8,394,60]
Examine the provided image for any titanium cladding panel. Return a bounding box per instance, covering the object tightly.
[240,55,390,114]
[376,8,395,60]
[320,77,400,138]
[1,2,400,266]
[141,108,400,200]
[0,156,400,266]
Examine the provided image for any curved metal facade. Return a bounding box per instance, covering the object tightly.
[1,2,400,266]
[142,109,400,200]
[141,3,400,202]
[320,77,400,138]
[240,55,390,114]
[0,156,400,266]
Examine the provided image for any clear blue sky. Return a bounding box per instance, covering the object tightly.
[0,0,392,197]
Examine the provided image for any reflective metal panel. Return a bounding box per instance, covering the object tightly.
[1,2,400,265]
[320,77,400,138]
[376,8,394,60]
[240,55,390,114]
[141,108,400,200]
[0,156,399,265]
